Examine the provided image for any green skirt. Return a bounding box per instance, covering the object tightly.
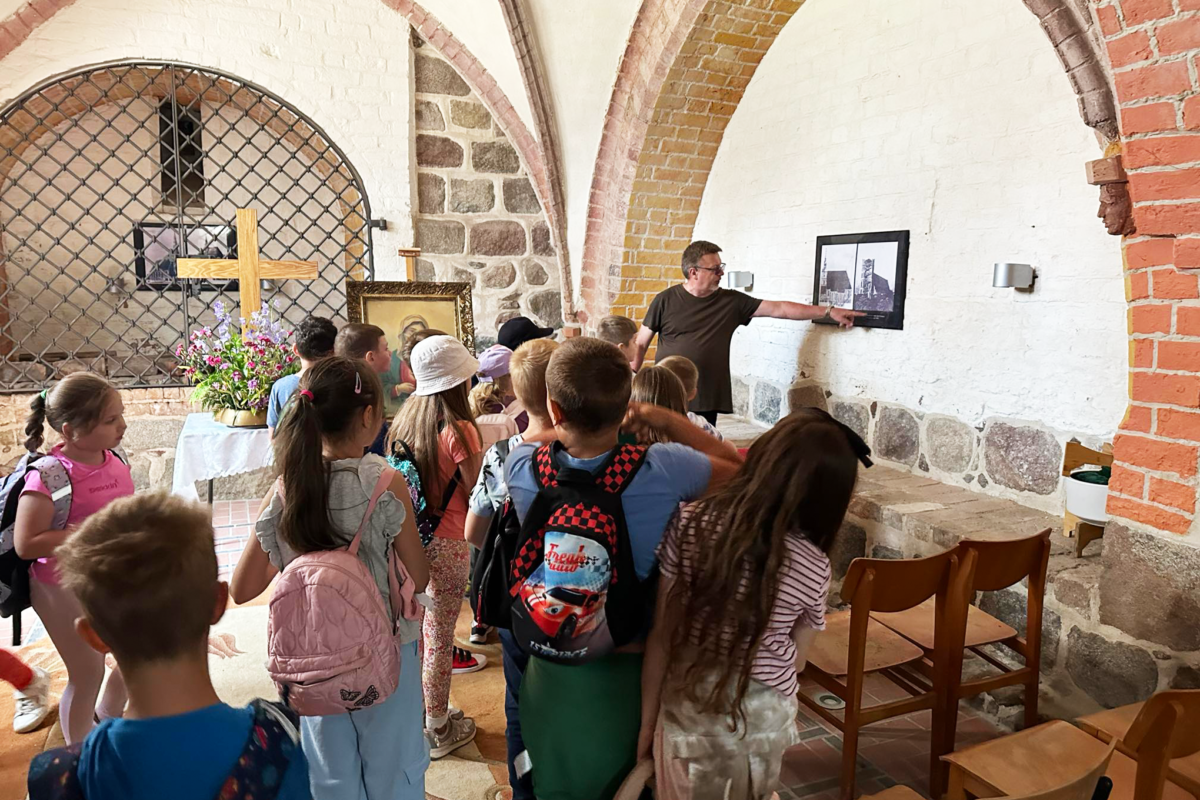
[519,653,644,800]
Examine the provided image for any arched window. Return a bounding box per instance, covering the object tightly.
[0,60,374,390]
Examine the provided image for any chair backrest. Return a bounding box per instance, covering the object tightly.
[842,549,962,613]
[1061,441,1114,476]
[958,529,1053,594]
[842,548,977,697]
[1125,690,1200,800]
[1013,739,1117,800]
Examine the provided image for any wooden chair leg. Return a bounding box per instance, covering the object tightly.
[839,721,860,800]
[946,764,967,800]
[1024,674,1039,729]
[930,709,949,800]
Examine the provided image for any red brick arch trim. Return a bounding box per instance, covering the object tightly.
[0,0,575,323]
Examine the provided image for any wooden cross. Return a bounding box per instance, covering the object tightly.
[176,208,318,317]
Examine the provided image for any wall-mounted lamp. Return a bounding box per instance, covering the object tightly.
[261,279,278,293]
[993,263,1036,291]
[723,271,754,291]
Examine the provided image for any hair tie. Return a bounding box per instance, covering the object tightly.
[299,389,314,401]
[38,389,48,401]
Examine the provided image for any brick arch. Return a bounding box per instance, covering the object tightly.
[589,0,1121,327]
[0,0,574,319]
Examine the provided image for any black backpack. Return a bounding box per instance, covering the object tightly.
[507,442,650,665]
[470,440,521,629]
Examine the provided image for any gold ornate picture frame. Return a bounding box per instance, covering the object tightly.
[345,280,476,355]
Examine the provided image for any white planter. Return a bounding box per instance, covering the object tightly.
[1065,473,1109,524]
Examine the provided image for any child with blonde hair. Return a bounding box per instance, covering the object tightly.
[232,356,430,798]
[30,492,310,799]
[14,373,130,744]
[656,355,724,440]
[387,335,485,758]
[639,409,872,800]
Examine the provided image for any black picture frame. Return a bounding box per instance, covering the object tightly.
[133,223,238,292]
[812,230,910,330]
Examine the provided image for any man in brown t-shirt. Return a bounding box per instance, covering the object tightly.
[632,241,862,425]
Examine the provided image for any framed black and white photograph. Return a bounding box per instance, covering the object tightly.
[813,230,909,330]
[133,223,237,291]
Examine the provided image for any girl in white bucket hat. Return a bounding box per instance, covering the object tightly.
[386,335,487,758]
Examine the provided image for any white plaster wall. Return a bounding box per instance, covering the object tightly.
[526,0,639,290]
[695,0,1127,437]
[0,0,414,279]
[418,0,534,136]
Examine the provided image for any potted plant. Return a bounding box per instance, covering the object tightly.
[176,300,296,427]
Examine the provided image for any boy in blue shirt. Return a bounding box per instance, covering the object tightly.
[503,337,741,799]
[267,315,336,436]
[29,493,310,800]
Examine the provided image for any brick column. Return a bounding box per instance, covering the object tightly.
[1100,0,1200,534]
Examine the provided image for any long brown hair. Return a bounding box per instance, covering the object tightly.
[665,409,865,728]
[25,372,115,453]
[387,381,478,508]
[273,357,383,553]
[630,366,687,444]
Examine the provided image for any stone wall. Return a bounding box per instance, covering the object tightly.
[738,377,1107,517]
[411,29,562,345]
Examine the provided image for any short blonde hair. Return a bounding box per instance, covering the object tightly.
[58,492,218,666]
[596,315,638,347]
[510,338,559,418]
[656,355,698,397]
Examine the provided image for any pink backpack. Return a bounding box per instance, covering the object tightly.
[267,467,423,716]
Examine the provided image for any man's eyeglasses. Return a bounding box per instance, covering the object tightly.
[692,263,727,275]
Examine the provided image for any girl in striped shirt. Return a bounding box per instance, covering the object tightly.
[638,408,872,800]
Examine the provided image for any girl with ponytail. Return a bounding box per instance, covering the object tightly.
[13,372,131,743]
[637,408,873,800]
[231,356,431,799]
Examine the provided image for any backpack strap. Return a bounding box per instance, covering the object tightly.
[533,443,557,489]
[348,467,396,557]
[27,744,84,800]
[218,699,301,800]
[30,456,73,531]
[597,444,650,495]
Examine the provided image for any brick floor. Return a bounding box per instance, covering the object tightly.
[782,674,1005,800]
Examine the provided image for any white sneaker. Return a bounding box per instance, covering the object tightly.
[427,715,477,759]
[13,666,50,734]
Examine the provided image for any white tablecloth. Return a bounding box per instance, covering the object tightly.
[171,413,274,501]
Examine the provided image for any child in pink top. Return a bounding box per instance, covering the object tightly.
[14,373,132,744]
[387,335,484,760]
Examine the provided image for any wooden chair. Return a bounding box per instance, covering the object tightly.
[1062,441,1113,558]
[874,530,1053,750]
[865,736,1115,800]
[1077,690,1200,798]
[798,549,977,800]
[943,690,1200,800]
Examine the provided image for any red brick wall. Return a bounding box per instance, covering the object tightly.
[1104,0,1200,534]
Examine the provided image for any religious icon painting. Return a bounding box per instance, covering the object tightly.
[345,279,476,415]
[812,230,910,330]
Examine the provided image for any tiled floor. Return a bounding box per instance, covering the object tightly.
[783,675,1004,800]
[210,499,258,580]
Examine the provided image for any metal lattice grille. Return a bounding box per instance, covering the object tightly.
[0,60,374,391]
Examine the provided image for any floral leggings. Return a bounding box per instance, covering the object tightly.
[422,537,470,722]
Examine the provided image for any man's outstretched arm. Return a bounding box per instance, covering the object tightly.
[754,300,864,329]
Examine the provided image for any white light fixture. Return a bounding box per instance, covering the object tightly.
[993,263,1036,291]
[722,271,754,291]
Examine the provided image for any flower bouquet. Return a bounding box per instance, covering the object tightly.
[176,300,296,427]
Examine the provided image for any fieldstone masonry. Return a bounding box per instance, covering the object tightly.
[411,29,561,341]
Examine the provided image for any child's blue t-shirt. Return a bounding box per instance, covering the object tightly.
[76,702,311,800]
[504,441,712,580]
[267,373,302,429]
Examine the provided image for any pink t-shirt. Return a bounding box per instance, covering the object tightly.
[21,445,135,583]
[432,422,482,540]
